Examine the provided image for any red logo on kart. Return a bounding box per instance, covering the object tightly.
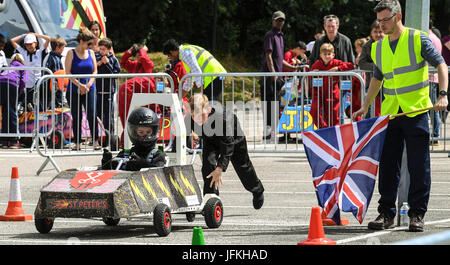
[70,171,117,190]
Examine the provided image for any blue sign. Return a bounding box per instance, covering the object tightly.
[340,80,352,91]
[278,105,317,133]
[156,81,164,92]
[313,78,323,87]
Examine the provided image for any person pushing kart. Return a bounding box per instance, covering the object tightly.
[101,107,166,171]
[189,94,265,209]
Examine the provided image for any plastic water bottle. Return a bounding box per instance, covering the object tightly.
[400,202,410,226]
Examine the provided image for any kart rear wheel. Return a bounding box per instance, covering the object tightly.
[102,217,120,226]
[35,218,54,234]
[153,204,172,237]
[48,130,64,149]
[204,197,223,228]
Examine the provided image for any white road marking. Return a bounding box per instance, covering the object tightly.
[336,218,450,244]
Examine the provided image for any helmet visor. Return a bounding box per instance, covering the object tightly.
[128,124,158,146]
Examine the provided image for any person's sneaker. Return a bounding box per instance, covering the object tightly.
[252,192,264,210]
[8,141,20,149]
[409,214,424,232]
[368,212,395,230]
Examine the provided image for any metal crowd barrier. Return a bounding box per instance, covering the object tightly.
[1,67,448,174]
[178,71,365,153]
[33,72,174,175]
[0,66,53,150]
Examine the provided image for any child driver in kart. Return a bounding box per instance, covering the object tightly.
[101,107,166,170]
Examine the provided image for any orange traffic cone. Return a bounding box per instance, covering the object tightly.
[0,167,33,221]
[298,207,336,245]
[322,210,349,226]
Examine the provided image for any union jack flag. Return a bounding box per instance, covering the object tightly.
[302,116,389,225]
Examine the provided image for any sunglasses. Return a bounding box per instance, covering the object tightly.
[324,14,337,20]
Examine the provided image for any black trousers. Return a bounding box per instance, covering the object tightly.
[377,113,431,218]
[96,92,114,136]
[259,77,284,135]
[203,77,223,102]
[201,137,264,196]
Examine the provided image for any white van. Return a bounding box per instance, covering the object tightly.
[0,0,106,58]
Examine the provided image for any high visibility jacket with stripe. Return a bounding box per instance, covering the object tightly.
[179,44,226,88]
[371,27,432,118]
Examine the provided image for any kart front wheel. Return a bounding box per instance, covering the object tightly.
[204,197,223,228]
[35,218,54,234]
[153,204,172,237]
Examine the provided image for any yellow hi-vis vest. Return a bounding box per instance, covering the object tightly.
[371,27,432,118]
[179,44,227,88]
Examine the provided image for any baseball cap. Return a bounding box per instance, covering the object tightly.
[272,11,285,20]
[24,34,37,44]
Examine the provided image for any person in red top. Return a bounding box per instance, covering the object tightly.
[118,44,158,141]
[283,41,308,72]
[165,57,189,111]
[310,43,354,128]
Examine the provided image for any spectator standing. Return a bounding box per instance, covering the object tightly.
[118,43,157,141]
[309,14,355,66]
[359,20,385,117]
[43,36,67,108]
[428,24,443,146]
[0,54,29,148]
[442,25,450,112]
[87,21,102,53]
[0,33,7,69]
[95,37,120,136]
[306,28,325,54]
[283,41,308,72]
[259,11,298,140]
[10,32,50,111]
[65,27,100,151]
[354,38,368,67]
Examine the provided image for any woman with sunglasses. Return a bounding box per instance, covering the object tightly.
[65,27,100,151]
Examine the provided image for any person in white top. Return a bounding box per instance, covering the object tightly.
[10,32,50,110]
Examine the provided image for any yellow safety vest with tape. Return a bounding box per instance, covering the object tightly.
[179,44,226,88]
[371,27,432,118]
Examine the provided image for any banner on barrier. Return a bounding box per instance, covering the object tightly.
[277,105,316,133]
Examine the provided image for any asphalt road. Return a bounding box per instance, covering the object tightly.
[0,149,449,247]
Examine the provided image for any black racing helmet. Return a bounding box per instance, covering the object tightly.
[127,107,159,147]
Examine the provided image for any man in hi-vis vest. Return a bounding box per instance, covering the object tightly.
[163,39,226,102]
[353,0,448,232]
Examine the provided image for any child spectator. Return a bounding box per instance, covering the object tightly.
[310,43,354,129]
[95,37,120,136]
[0,53,29,148]
[283,41,308,72]
[10,33,50,111]
[43,36,67,108]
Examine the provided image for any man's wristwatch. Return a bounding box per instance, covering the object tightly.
[439,90,448,97]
